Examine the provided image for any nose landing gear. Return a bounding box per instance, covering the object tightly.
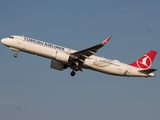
[14,50,19,58]
[14,54,18,58]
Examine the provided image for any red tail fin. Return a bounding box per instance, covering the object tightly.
[129,50,157,69]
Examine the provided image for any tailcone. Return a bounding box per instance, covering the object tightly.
[148,73,155,77]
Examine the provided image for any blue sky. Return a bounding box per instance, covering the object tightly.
[0,0,160,120]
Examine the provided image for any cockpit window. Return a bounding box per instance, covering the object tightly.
[9,36,14,39]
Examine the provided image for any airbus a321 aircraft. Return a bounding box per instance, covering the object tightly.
[1,35,158,77]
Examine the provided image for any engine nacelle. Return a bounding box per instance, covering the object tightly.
[50,60,65,71]
[55,52,69,63]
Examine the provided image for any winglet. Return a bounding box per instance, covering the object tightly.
[102,36,111,45]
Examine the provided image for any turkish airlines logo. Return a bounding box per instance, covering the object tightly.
[136,55,152,69]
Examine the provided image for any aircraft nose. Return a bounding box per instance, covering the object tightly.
[1,38,5,44]
[1,38,11,46]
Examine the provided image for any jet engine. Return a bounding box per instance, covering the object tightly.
[50,60,67,71]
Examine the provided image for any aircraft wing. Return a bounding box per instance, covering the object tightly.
[70,37,111,62]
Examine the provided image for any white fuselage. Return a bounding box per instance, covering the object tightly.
[1,35,155,77]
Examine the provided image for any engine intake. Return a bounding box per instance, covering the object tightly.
[50,60,67,71]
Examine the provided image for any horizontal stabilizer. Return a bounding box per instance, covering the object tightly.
[139,68,157,74]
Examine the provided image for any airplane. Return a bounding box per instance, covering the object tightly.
[1,35,158,77]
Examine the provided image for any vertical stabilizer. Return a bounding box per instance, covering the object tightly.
[129,50,157,69]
